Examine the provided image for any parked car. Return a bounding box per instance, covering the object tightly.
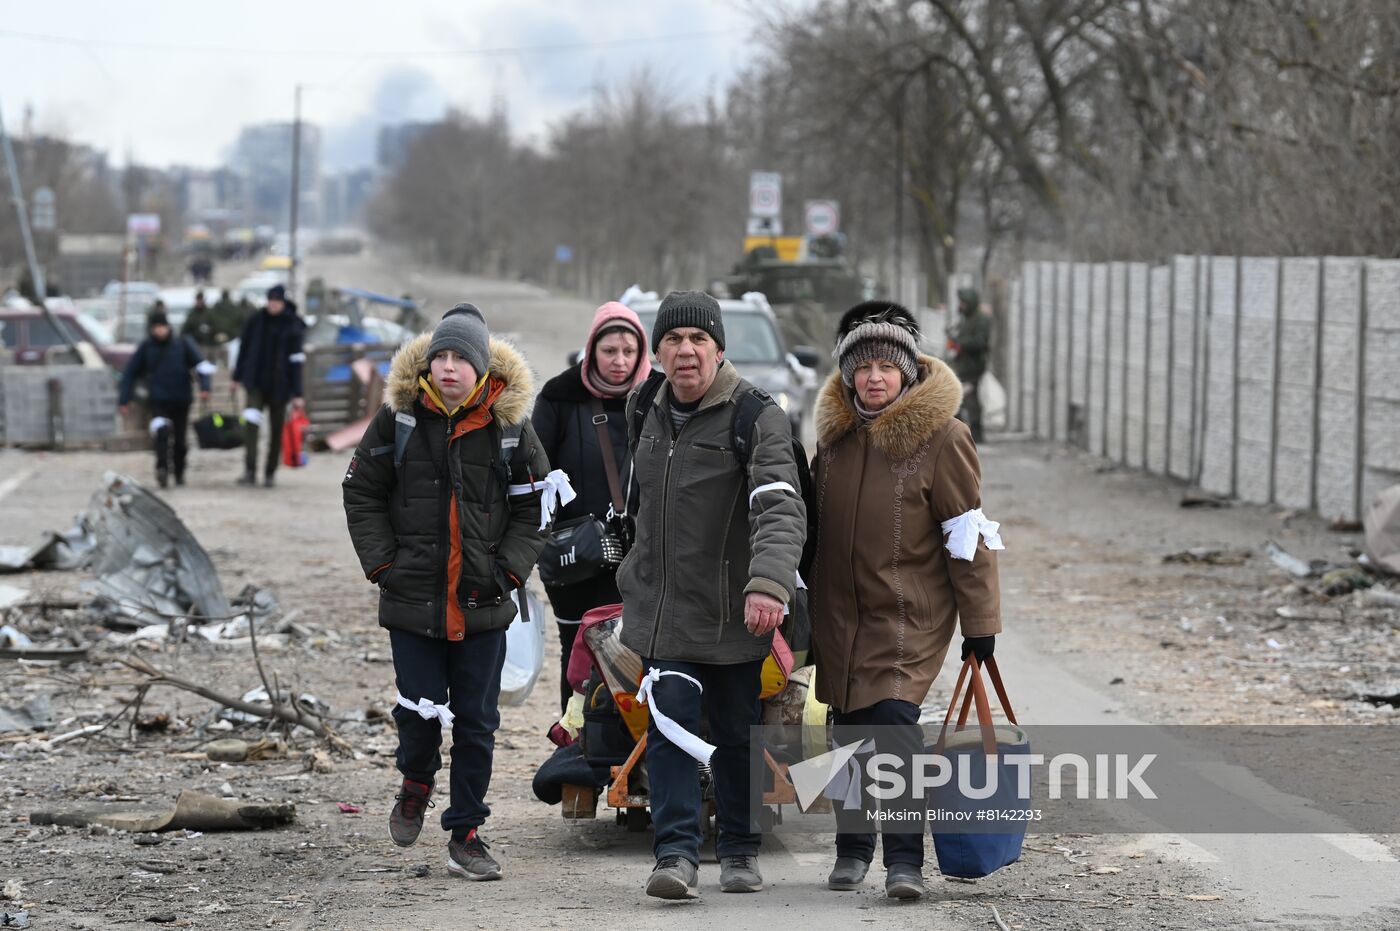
[101,280,162,301]
[303,313,412,348]
[232,271,287,306]
[0,302,135,368]
[157,286,210,318]
[619,291,820,436]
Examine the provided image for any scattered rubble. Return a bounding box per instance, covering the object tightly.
[1180,491,1231,509]
[28,789,295,832]
[0,695,51,733]
[1264,540,1318,578]
[1364,484,1400,574]
[1163,548,1250,566]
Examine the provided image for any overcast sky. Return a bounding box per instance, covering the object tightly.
[0,0,778,171]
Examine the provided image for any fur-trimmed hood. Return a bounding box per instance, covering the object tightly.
[385,331,534,425]
[815,353,963,460]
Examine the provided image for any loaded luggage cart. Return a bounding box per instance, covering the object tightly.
[551,602,831,833]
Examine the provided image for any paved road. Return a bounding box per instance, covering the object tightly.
[6,256,1395,929]
[320,251,1400,929]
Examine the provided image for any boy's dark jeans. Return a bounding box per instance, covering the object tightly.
[390,627,507,834]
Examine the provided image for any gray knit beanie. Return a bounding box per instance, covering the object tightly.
[836,321,919,388]
[652,290,725,350]
[427,303,491,377]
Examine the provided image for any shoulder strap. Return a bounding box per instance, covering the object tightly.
[629,370,666,452]
[731,386,774,468]
[590,397,627,513]
[499,420,524,467]
[392,410,416,469]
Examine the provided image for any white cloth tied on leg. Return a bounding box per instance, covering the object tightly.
[148,416,172,437]
[823,738,875,808]
[509,469,577,531]
[940,507,1005,561]
[241,407,265,427]
[636,667,716,766]
[396,692,455,728]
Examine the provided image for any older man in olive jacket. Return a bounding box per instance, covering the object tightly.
[616,290,806,900]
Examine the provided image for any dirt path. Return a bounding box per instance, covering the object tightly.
[2,261,1397,930]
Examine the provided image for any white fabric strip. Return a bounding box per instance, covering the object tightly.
[823,739,875,807]
[396,692,455,728]
[241,408,265,426]
[288,352,306,364]
[784,569,808,618]
[940,507,1005,561]
[195,360,217,376]
[500,436,520,449]
[748,481,798,509]
[148,416,171,436]
[510,469,578,531]
[637,667,715,765]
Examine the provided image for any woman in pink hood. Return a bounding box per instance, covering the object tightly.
[530,302,652,713]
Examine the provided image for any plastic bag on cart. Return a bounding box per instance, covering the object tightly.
[499,591,546,707]
[581,613,644,698]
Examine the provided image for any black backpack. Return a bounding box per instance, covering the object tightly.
[629,371,817,577]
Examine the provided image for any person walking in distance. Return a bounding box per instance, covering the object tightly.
[948,287,993,442]
[118,306,213,488]
[232,284,305,486]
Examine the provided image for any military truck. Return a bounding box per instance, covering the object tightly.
[714,238,874,374]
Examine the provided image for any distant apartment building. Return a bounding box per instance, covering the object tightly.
[321,169,376,229]
[376,121,433,174]
[233,122,323,230]
[172,167,245,232]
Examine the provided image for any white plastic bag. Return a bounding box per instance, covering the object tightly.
[981,371,1008,431]
[499,591,547,707]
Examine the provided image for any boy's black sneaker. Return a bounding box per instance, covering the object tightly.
[389,778,433,847]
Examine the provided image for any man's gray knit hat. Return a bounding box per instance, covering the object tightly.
[427,302,491,377]
[652,290,725,350]
[834,301,921,387]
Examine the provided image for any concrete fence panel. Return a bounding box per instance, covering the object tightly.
[1168,256,1198,480]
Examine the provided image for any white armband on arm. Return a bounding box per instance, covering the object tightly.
[940,508,1005,561]
[509,468,577,531]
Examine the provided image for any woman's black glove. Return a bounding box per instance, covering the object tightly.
[961,636,995,663]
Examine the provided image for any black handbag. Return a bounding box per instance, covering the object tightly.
[537,398,629,588]
[538,515,623,587]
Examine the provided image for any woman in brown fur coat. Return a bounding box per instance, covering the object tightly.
[809,301,1005,899]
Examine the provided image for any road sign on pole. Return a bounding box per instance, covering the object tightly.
[747,216,783,237]
[804,200,840,237]
[126,213,161,237]
[32,187,55,231]
[749,171,782,219]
